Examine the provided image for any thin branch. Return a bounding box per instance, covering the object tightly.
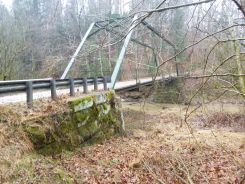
[158,24,245,67]
[134,0,215,14]
[182,73,245,79]
[231,0,245,18]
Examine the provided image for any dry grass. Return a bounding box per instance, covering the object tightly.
[194,112,245,131]
[121,102,245,183]
[0,97,71,183]
[0,100,244,183]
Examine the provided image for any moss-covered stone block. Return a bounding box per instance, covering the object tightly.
[78,120,99,139]
[94,93,107,104]
[106,90,115,102]
[23,91,122,155]
[23,125,46,146]
[69,96,94,112]
[87,130,106,144]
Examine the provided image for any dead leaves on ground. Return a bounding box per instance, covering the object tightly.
[1,103,244,183]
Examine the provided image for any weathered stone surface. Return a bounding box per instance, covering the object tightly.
[23,91,122,155]
[153,78,184,104]
[94,93,107,104]
[72,96,94,112]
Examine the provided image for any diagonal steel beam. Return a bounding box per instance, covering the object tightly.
[141,21,177,50]
[61,23,95,79]
[95,22,154,50]
[109,15,138,89]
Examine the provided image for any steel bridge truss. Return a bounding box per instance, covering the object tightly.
[61,15,165,89]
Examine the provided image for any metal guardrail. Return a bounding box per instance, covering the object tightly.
[115,80,154,92]
[0,76,111,108]
[115,75,179,92]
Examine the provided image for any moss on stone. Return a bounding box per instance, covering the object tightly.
[106,90,115,102]
[69,96,94,112]
[23,91,121,156]
[87,130,106,144]
[74,111,88,122]
[100,103,111,115]
[37,142,62,155]
[60,119,75,134]
[69,95,93,107]
[23,125,46,147]
[78,120,99,140]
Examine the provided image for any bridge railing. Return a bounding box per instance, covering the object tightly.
[0,76,110,107]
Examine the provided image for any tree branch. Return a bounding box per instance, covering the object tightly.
[158,24,245,67]
[182,73,245,79]
[231,0,245,18]
[135,0,215,14]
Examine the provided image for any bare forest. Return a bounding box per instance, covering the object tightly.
[0,0,244,183]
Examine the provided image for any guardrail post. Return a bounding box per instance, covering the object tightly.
[83,78,88,94]
[94,77,98,91]
[103,77,107,90]
[26,81,33,108]
[137,80,141,92]
[50,79,57,100]
[69,78,75,96]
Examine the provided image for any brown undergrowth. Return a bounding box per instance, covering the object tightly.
[0,101,244,183]
[194,112,245,131]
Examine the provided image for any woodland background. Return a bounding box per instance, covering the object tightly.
[0,0,244,99]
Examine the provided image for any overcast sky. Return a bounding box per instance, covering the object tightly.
[2,0,12,9]
[1,0,130,13]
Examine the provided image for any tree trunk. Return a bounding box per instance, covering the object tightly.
[233,38,245,97]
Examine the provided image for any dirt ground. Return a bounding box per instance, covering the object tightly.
[1,101,244,184]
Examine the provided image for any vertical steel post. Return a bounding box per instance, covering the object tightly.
[26,81,33,108]
[69,78,75,96]
[109,14,138,89]
[83,78,88,94]
[94,77,98,91]
[50,79,57,100]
